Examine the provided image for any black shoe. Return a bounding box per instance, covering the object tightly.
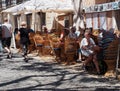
[9,54,12,58]
[24,57,28,62]
[22,54,25,57]
[97,72,102,75]
[82,64,88,71]
[7,54,12,59]
[7,55,10,59]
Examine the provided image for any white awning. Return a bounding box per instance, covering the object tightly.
[2,0,73,13]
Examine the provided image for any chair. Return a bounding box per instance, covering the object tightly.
[50,36,61,61]
[33,34,44,56]
[28,32,35,53]
[42,40,52,55]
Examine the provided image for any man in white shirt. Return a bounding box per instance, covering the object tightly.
[2,18,12,58]
[80,30,100,74]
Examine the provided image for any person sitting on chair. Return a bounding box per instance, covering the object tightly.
[80,30,101,75]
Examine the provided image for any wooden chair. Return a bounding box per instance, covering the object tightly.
[42,40,52,55]
[33,34,44,56]
[50,36,61,61]
[28,32,35,53]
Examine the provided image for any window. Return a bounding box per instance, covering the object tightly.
[16,0,23,4]
[64,16,70,28]
[38,12,46,26]
[26,14,32,28]
[16,0,29,4]
[6,0,12,7]
[38,12,46,31]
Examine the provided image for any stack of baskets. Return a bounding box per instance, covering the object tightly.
[64,37,78,64]
[42,39,52,55]
[33,34,44,55]
[50,35,61,60]
[65,38,77,53]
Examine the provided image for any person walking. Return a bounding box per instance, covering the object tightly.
[2,18,12,58]
[18,21,30,62]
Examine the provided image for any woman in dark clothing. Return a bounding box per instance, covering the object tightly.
[18,21,30,62]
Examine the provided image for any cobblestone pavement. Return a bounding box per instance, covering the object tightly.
[0,49,120,91]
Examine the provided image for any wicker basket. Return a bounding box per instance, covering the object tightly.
[64,37,78,64]
[33,34,44,55]
[42,40,52,55]
[64,37,77,53]
[15,34,20,48]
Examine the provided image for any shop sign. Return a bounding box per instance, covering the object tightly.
[84,1,120,13]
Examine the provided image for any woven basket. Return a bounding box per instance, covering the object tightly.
[64,37,78,63]
[42,40,52,55]
[64,37,77,53]
[34,34,44,45]
[15,34,20,48]
[33,34,44,55]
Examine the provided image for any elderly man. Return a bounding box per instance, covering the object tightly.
[80,30,100,75]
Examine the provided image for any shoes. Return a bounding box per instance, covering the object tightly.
[7,53,12,59]
[24,58,28,62]
[22,54,25,57]
[7,55,10,59]
[24,56,28,62]
[82,64,88,71]
[97,72,102,75]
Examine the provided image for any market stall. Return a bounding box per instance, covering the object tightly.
[84,1,120,77]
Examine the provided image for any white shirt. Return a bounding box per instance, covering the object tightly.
[80,38,96,56]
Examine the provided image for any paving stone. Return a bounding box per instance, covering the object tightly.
[0,49,120,90]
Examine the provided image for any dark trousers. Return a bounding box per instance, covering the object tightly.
[22,43,28,56]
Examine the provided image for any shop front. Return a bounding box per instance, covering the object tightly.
[84,1,120,31]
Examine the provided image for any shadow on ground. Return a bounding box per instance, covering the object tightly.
[0,55,120,90]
